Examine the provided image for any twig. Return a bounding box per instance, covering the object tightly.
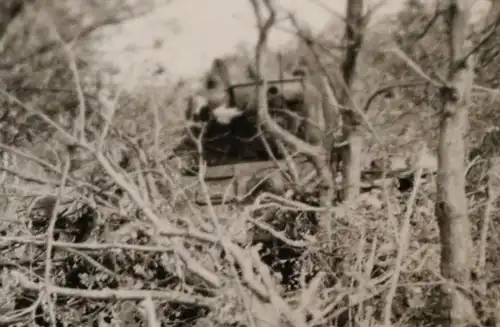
[461,12,500,64]
[382,155,424,326]
[250,0,323,159]
[387,47,445,87]
[246,217,310,248]
[0,90,86,149]
[0,292,43,324]
[251,246,307,327]
[0,143,60,174]
[140,296,160,327]
[361,80,428,113]
[195,136,267,295]
[43,149,71,326]
[64,247,119,279]
[477,159,500,294]
[13,270,213,306]
[0,236,174,253]
[93,150,223,288]
[44,11,87,144]
[410,3,444,44]
[0,164,59,185]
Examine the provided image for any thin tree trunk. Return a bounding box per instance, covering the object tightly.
[340,0,365,202]
[436,1,475,326]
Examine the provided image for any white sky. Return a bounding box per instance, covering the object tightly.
[96,0,490,86]
[97,0,402,84]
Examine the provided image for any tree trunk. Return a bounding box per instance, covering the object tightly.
[340,0,365,202]
[436,1,475,326]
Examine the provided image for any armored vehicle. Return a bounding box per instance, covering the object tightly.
[171,56,437,206]
[171,56,321,206]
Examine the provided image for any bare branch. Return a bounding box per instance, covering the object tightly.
[387,47,445,86]
[362,79,428,113]
[409,2,444,44]
[13,271,213,307]
[461,12,500,64]
[249,0,323,158]
[1,236,175,253]
[308,0,345,23]
[364,0,388,23]
[289,14,342,125]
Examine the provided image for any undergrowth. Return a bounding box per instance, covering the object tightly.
[0,60,499,327]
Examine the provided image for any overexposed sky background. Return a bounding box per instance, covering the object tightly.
[97,0,490,86]
[98,0,402,85]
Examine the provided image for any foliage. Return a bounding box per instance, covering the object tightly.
[1,1,500,326]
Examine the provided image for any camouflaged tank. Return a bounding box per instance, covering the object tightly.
[170,56,321,206]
